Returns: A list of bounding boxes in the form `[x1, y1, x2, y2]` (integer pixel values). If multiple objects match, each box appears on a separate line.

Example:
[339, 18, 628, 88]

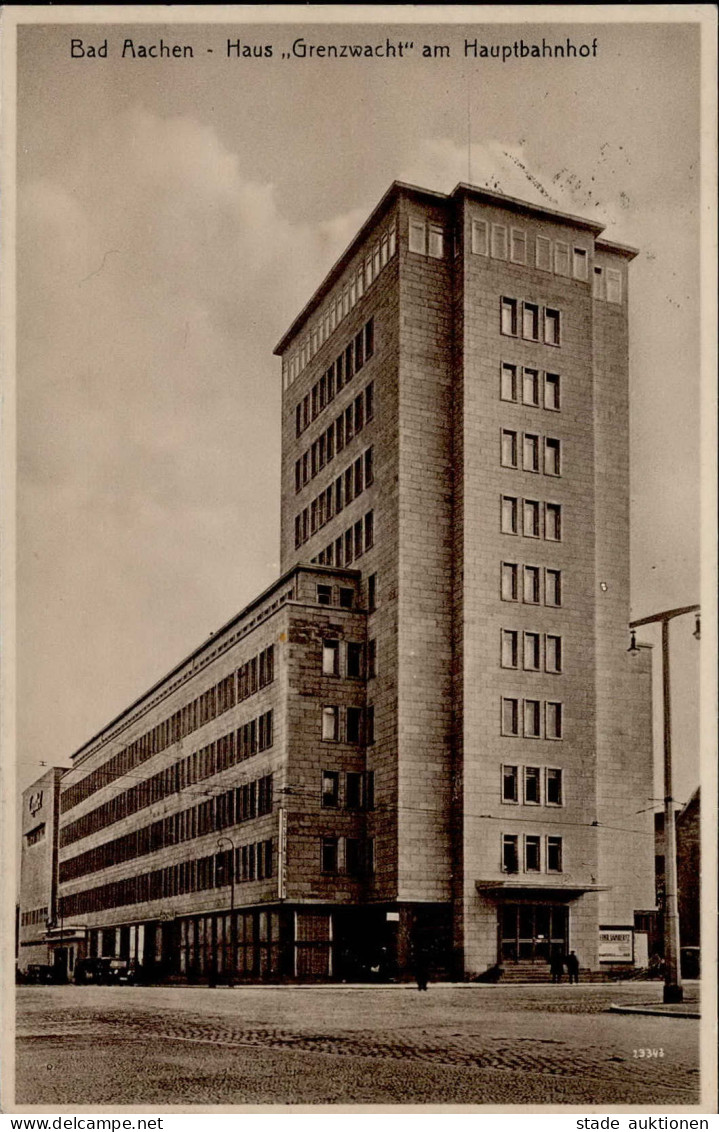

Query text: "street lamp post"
[217, 836, 236, 988]
[629, 603, 699, 1005]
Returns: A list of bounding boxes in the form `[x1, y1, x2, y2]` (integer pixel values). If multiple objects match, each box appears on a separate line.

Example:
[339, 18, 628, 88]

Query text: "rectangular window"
[364, 511, 374, 551]
[346, 707, 363, 744]
[522, 302, 539, 341]
[317, 584, 332, 606]
[354, 456, 363, 497]
[335, 474, 344, 513]
[547, 836, 563, 872]
[523, 632, 541, 671]
[364, 447, 373, 487]
[294, 460, 301, 493]
[501, 429, 518, 468]
[523, 499, 540, 538]
[322, 771, 339, 808]
[544, 373, 561, 412]
[368, 573, 377, 612]
[502, 835, 519, 873]
[302, 452, 309, 485]
[366, 704, 375, 745]
[344, 466, 353, 506]
[501, 363, 517, 402]
[593, 266, 605, 300]
[345, 344, 355, 383]
[346, 772, 363, 810]
[471, 218, 488, 255]
[545, 634, 562, 673]
[545, 502, 562, 541]
[501, 629, 518, 669]
[345, 838, 363, 877]
[294, 515, 301, 549]
[327, 363, 335, 403]
[573, 247, 588, 281]
[365, 319, 374, 359]
[524, 766, 541, 804]
[365, 380, 374, 421]
[336, 352, 344, 391]
[546, 702, 563, 740]
[354, 331, 364, 373]
[408, 219, 426, 255]
[347, 642, 364, 679]
[554, 242, 570, 276]
[500, 297, 518, 336]
[523, 367, 540, 406]
[354, 519, 363, 560]
[322, 706, 339, 741]
[295, 404, 302, 438]
[544, 437, 561, 476]
[334, 536, 343, 568]
[491, 224, 508, 260]
[606, 268, 622, 303]
[523, 565, 541, 604]
[523, 434, 540, 473]
[345, 405, 354, 442]
[354, 394, 364, 434]
[339, 587, 354, 609]
[535, 235, 552, 271]
[545, 568, 562, 607]
[501, 495, 518, 534]
[525, 835, 541, 872]
[321, 837, 339, 874]
[510, 228, 527, 264]
[367, 638, 376, 679]
[501, 562, 519, 602]
[502, 697, 519, 736]
[428, 225, 444, 258]
[524, 699, 541, 738]
[502, 765, 519, 803]
[544, 308, 561, 346]
[546, 768, 563, 806]
[322, 639, 340, 676]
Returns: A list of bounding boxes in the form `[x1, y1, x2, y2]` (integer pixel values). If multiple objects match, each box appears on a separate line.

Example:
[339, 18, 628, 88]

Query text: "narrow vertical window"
[524, 835, 541, 872]
[365, 380, 374, 421]
[408, 219, 426, 254]
[546, 768, 563, 806]
[544, 308, 561, 346]
[364, 511, 374, 550]
[501, 562, 519, 602]
[524, 767, 541, 804]
[322, 771, 339, 808]
[501, 429, 518, 468]
[523, 700, 541, 738]
[545, 502, 562, 542]
[428, 225, 444, 258]
[471, 218, 488, 255]
[491, 224, 508, 260]
[523, 499, 540, 538]
[523, 368, 540, 406]
[523, 565, 541, 604]
[501, 697, 519, 736]
[573, 247, 588, 281]
[502, 835, 519, 873]
[501, 495, 518, 534]
[501, 297, 518, 336]
[522, 302, 539, 341]
[606, 268, 622, 303]
[593, 266, 605, 300]
[544, 438, 561, 476]
[523, 632, 541, 671]
[322, 706, 339, 741]
[535, 235, 552, 271]
[501, 363, 517, 402]
[523, 434, 540, 473]
[547, 836, 563, 872]
[322, 639, 340, 677]
[554, 242, 570, 276]
[544, 373, 561, 412]
[546, 702, 563, 740]
[321, 837, 339, 874]
[545, 568, 562, 607]
[502, 765, 518, 803]
[510, 228, 527, 264]
[545, 634, 562, 673]
[501, 629, 518, 669]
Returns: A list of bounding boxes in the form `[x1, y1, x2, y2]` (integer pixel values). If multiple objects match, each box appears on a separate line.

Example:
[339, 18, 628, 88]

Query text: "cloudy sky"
[13, 10, 708, 807]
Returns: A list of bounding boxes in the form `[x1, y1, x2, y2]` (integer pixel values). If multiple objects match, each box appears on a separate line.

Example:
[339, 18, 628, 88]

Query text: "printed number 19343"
[633, 1048, 665, 1059]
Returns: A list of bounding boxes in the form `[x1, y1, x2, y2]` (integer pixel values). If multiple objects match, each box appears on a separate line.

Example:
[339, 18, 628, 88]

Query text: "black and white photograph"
[2, 3, 716, 1115]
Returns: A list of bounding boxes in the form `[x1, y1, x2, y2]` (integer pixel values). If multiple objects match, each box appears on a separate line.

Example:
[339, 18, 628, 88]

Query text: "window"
[501, 629, 518, 669]
[502, 765, 519, 803]
[523, 632, 541, 671]
[322, 639, 340, 677]
[524, 699, 541, 738]
[606, 268, 622, 304]
[471, 218, 488, 255]
[523, 368, 540, 406]
[502, 835, 519, 873]
[345, 405, 354, 442]
[366, 704, 375, 745]
[501, 363, 517, 402]
[322, 771, 339, 808]
[428, 225, 444, 258]
[355, 518, 364, 559]
[339, 587, 354, 609]
[321, 837, 339, 874]
[545, 502, 562, 541]
[522, 302, 539, 341]
[317, 585, 332, 606]
[546, 702, 563, 740]
[523, 499, 540, 538]
[500, 297, 518, 336]
[545, 635, 562, 673]
[408, 219, 426, 255]
[501, 429, 518, 468]
[364, 447, 373, 486]
[354, 395, 364, 434]
[523, 434, 540, 473]
[546, 768, 563, 806]
[364, 511, 374, 550]
[544, 437, 561, 476]
[510, 228, 527, 264]
[345, 345, 355, 383]
[368, 573, 377, 612]
[322, 706, 339, 741]
[347, 642, 364, 679]
[535, 235, 552, 272]
[545, 568, 562, 607]
[502, 697, 519, 736]
[573, 247, 588, 281]
[346, 772, 363, 810]
[523, 565, 541, 604]
[544, 373, 561, 411]
[547, 836, 563, 872]
[593, 266, 605, 300]
[365, 319, 374, 359]
[354, 331, 364, 372]
[501, 495, 518, 534]
[365, 380, 374, 421]
[491, 224, 508, 259]
[524, 766, 541, 804]
[367, 638, 376, 678]
[294, 460, 301, 493]
[346, 707, 363, 744]
[554, 242, 570, 276]
[525, 835, 541, 872]
[544, 308, 561, 346]
[345, 838, 364, 877]
[501, 562, 519, 602]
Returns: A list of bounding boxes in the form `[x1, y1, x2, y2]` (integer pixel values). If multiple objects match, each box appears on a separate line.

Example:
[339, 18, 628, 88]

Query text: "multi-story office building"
[19, 181, 655, 981]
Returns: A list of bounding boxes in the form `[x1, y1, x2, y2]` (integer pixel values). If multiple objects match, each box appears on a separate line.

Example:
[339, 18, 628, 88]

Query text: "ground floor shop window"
[499, 902, 568, 962]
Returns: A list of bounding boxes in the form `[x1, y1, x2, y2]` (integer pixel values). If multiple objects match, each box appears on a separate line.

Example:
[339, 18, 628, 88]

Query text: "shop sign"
[598, 929, 633, 962]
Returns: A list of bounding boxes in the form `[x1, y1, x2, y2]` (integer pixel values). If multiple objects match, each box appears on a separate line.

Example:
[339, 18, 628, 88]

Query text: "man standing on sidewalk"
[566, 951, 580, 984]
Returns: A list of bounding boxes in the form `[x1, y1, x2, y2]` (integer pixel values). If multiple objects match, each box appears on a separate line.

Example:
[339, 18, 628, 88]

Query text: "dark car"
[26, 964, 60, 984]
[680, 947, 700, 979]
[74, 957, 113, 985]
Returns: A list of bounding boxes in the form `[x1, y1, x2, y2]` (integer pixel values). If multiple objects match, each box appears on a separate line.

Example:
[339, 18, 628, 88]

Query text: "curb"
[608, 1004, 700, 1019]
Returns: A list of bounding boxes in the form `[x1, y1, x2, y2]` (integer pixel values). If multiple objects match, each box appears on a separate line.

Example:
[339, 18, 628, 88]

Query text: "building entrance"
[499, 903, 568, 962]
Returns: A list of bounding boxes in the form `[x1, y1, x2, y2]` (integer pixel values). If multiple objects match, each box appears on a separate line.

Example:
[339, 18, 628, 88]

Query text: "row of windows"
[295, 449, 374, 547]
[502, 562, 562, 606]
[501, 629, 562, 673]
[295, 321, 374, 437]
[310, 510, 375, 567]
[471, 218, 590, 285]
[295, 383, 374, 492]
[502, 764, 563, 806]
[60, 774, 274, 883]
[502, 698, 563, 740]
[283, 225, 394, 389]
[502, 496, 562, 541]
[25, 824, 46, 846]
[61, 647, 275, 814]
[321, 705, 368, 745]
[21, 906, 48, 927]
[408, 217, 446, 259]
[316, 583, 356, 609]
[59, 841, 274, 918]
[322, 639, 365, 680]
[501, 298, 561, 345]
[321, 770, 374, 810]
[502, 834, 563, 874]
[61, 712, 274, 848]
[501, 430, 562, 477]
[321, 836, 375, 877]
[311, 511, 375, 568]
[501, 364, 561, 411]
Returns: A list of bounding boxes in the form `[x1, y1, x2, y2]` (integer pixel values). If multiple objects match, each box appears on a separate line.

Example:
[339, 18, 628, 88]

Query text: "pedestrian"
[413, 949, 429, 991]
[566, 950, 580, 984]
[549, 951, 564, 983]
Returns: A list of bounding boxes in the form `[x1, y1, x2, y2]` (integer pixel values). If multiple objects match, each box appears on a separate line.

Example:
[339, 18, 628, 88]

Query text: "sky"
[11, 9, 709, 810]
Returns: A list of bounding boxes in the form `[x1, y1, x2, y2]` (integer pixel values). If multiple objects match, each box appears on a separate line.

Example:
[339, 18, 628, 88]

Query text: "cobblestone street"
[14, 982, 701, 1107]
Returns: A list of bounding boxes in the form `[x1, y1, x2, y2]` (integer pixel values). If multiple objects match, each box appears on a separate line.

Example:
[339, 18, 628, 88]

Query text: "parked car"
[74, 957, 113, 985]
[25, 964, 60, 984]
[680, 946, 700, 979]
[108, 959, 139, 984]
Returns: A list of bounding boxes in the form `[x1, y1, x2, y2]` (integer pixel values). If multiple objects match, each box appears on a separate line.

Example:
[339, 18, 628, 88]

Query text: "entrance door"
[499, 903, 568, 962]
